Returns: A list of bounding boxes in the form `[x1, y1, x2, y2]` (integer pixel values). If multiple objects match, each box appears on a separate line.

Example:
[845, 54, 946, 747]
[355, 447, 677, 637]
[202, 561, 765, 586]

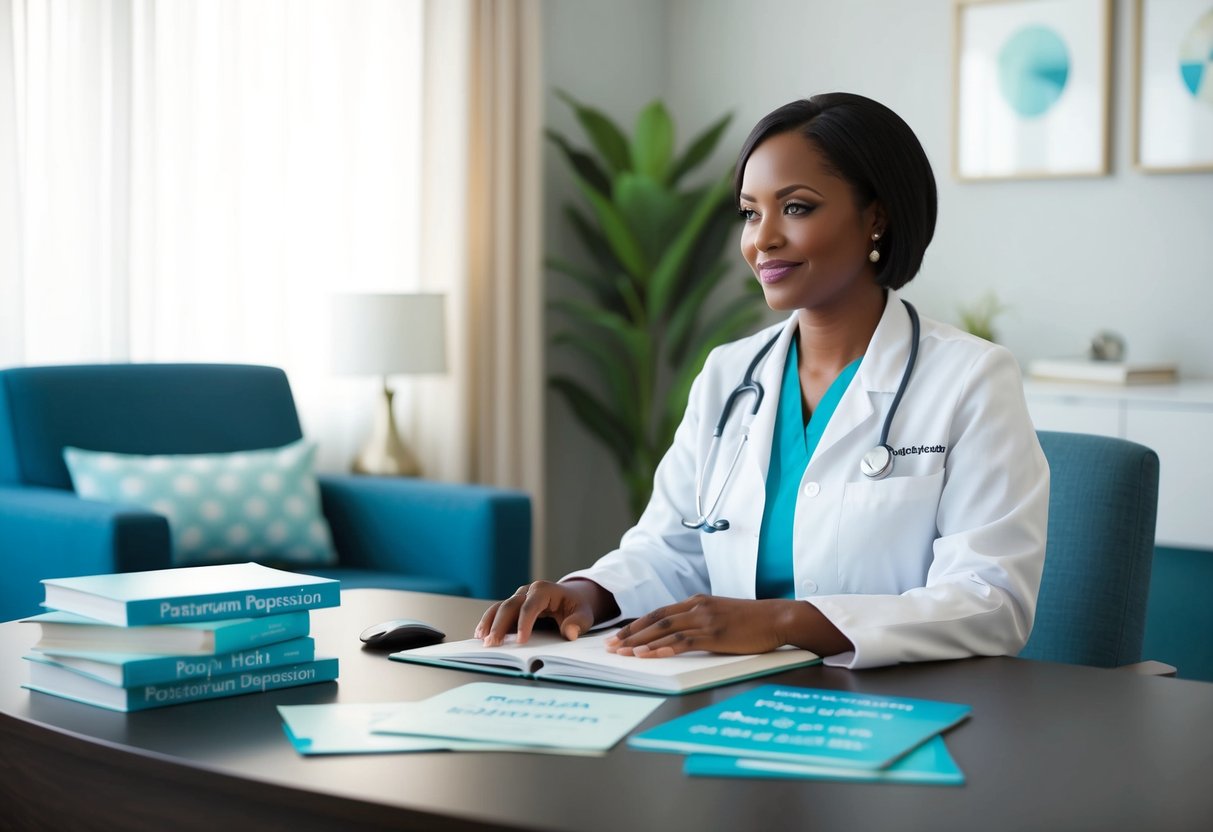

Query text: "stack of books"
[21, 562, 341, 712]
[627, 684, 971, 785]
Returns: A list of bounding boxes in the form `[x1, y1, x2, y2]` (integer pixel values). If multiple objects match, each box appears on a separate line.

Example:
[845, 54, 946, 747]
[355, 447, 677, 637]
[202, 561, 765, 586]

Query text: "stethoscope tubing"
[684, 300, 920, 534]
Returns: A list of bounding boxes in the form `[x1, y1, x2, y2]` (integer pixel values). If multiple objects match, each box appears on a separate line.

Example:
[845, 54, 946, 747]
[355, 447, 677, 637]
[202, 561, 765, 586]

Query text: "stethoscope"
[681, 299, 921, 534]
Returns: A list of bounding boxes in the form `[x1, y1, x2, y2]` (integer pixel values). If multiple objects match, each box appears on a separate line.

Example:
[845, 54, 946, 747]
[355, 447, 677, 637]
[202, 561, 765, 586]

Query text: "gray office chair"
[1020, 431, 1166, 670]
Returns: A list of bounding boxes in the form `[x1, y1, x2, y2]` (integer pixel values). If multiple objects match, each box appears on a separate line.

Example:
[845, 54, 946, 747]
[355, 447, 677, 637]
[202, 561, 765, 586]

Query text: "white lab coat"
[564, 291, 1049, 669]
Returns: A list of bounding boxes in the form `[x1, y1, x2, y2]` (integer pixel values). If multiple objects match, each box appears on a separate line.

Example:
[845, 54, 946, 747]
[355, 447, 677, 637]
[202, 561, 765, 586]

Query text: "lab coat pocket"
[836, 469, 944, 594]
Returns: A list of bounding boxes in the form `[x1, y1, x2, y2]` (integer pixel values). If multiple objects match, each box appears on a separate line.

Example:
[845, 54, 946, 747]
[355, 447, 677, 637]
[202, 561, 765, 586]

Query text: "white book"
[371, 682, 665, 752]
[389, 630, 819, 695]
[1027, 357, 1178, 385]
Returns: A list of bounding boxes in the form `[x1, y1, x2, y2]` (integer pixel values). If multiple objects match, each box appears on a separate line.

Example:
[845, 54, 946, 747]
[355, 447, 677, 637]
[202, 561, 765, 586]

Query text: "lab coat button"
[803, 482, 820, 498]
[802, 579, 818, 594]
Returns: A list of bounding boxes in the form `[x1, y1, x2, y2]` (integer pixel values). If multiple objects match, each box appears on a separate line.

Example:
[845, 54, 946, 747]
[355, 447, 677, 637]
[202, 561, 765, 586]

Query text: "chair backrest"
[0, 364, 303, 490]
[1021, 430, 1160, 667]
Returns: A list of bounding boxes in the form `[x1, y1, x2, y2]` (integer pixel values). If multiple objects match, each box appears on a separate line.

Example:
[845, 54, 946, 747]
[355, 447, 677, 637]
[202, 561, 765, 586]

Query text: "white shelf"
[1023, 378, 1213, 550]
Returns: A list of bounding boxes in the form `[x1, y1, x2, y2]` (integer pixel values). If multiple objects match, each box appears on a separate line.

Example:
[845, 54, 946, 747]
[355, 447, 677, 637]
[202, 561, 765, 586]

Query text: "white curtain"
[419, 0, 545, 571]
[2, 0, 424, 473]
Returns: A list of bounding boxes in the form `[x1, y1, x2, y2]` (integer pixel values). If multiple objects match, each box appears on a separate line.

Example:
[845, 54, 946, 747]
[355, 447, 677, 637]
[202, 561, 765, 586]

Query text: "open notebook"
[389, 630, 819, 695]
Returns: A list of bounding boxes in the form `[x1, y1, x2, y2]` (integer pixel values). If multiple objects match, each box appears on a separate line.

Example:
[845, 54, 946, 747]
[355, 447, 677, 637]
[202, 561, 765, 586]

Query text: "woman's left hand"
[604, 595, 792, 657]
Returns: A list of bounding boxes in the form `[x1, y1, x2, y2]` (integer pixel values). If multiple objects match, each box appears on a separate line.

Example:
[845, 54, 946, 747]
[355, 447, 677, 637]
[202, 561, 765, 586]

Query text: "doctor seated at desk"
[479, 93, 1049, 670]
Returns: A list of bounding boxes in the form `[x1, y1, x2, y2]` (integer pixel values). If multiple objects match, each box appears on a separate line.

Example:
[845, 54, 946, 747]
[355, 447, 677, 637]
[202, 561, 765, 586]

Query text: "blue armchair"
[0, 364, 531, 621]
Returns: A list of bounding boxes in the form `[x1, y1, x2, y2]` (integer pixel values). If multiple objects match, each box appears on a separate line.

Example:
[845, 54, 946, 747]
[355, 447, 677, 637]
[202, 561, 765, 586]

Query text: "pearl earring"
[868, 232, 882, 264]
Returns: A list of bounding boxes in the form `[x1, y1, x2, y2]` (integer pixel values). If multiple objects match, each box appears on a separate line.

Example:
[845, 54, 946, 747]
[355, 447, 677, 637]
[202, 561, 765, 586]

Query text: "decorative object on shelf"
[1134, 0, 1213, 172]
[547, 92, 762, 519]
[957, 291, 1008, 342]
[953, 0, 1112, 180]
[331, 293, 447, 477]
[1088, 330, 1126, 361]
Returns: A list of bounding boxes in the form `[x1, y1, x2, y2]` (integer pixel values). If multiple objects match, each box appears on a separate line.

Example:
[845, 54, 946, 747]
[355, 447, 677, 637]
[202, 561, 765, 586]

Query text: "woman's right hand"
[474, 579, 617, 646]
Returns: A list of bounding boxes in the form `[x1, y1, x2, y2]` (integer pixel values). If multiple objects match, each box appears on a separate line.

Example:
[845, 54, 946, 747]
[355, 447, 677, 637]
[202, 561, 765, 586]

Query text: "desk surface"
[2, 589, 1212, 832]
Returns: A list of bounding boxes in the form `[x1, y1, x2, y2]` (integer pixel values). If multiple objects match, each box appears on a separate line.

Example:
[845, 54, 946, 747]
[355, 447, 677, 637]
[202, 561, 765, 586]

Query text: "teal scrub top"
[755, 340, 862, 599]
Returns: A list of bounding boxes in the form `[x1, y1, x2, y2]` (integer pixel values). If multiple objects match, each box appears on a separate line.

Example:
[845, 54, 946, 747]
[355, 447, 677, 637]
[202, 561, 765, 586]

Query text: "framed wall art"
[1135, 0, 1213, 172]
[953, 0, 1112, 180]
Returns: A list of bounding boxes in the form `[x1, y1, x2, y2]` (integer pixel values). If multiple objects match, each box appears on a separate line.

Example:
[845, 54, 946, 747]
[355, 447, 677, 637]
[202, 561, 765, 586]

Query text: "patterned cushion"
[63, 439, 337, 568]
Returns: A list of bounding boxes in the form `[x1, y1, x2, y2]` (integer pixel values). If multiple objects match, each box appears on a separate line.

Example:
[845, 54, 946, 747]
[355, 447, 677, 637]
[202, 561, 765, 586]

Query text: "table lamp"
[331, 293, 447, 476]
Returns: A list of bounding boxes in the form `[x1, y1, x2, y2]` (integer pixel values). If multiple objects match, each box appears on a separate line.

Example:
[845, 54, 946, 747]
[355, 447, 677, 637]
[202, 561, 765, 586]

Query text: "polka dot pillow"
[63, 439, 337, 568]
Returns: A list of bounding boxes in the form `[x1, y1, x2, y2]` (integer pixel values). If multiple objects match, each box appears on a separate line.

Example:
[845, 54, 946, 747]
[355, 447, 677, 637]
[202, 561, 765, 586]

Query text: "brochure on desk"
[684, 734, 965, 785]
[628, 684, 970, 770]
[370, 682, 665, 752]
[278, 702, 605, 757]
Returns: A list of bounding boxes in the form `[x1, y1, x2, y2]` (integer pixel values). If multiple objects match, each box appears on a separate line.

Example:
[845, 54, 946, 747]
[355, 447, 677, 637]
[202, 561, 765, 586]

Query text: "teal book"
[22, 610, 311, 655]
[27, 637, 315, 687]
[391, 630, 819, 695]
[684, 735, 965, 785]
[41, 562, 339, 625]
[628, 684, 970, 770]
[24, 656, 339, 712]
[370, 682, 665, 752]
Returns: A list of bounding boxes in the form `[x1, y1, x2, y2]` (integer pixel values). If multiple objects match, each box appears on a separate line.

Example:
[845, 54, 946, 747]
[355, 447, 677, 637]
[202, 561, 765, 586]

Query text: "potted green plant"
[548, 92, 762, 519]
[957, 291, 1008, 343]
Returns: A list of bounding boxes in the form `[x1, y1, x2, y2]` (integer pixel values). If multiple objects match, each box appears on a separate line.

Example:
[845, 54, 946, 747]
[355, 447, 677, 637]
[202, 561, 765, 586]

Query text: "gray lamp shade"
[331, 293, 447, 376]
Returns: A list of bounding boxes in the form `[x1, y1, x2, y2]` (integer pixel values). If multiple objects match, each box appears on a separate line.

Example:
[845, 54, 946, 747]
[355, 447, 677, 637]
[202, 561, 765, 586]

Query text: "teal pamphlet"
[28, 637, 315, 686]
[40, 562, 339, 626]
[371, 682, 665, 752]
[628, 684, 970, 770]
[684, 734, 965, 785]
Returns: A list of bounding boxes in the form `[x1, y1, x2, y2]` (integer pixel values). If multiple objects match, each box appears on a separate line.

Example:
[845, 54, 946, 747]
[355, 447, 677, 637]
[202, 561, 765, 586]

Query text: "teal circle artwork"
[1178, 9, 1213, 108]
[997, 25, 1070, 118]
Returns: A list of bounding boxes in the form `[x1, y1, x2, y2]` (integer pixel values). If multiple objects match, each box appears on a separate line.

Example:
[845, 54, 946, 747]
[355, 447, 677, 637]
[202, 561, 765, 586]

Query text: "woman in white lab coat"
[478, 93, 1049, 669]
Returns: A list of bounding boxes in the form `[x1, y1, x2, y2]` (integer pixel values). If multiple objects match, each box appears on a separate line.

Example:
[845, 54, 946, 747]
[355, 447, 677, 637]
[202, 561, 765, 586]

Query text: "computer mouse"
[359, 619, 446, 651]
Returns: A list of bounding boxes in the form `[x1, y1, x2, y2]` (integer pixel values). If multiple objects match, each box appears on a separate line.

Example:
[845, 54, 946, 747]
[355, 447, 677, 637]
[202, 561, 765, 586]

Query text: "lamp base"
[352, 382, 421, 477]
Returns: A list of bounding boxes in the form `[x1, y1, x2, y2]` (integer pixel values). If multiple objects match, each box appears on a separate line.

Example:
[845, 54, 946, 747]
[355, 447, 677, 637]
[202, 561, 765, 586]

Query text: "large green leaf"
[664, 261, 729, 365]
[556, 90, 631, 175]
[550, 298, 647, 361]
[546, 129, 611, 197]
[563, 204, 621, 276]
[570, 171, 649, 280]
[550, 377, 634, 473]
[631, 101, 674, 183]
[612, 274, 647, 326]
[552, 330, 640, 436]
[668, 112, 732, 186]
[614, 173, 682, 271]
[661, 301, 765, 445]
[679, 205, 742, 293]
[646, 174, 734, 320]
[545, 256, 619, 309]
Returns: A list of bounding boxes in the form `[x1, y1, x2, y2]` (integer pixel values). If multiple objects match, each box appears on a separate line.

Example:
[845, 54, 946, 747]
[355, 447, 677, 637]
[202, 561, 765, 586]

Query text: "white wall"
[541, 0, 1213, 579]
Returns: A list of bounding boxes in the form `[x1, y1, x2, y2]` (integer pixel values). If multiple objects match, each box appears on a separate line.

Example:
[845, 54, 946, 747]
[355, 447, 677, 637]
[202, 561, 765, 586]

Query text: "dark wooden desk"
[2, 589, 1211, 832]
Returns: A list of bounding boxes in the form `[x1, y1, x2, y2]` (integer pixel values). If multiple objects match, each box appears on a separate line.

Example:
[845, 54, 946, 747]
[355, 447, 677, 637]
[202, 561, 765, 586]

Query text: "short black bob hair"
[733, 93, 937, 291]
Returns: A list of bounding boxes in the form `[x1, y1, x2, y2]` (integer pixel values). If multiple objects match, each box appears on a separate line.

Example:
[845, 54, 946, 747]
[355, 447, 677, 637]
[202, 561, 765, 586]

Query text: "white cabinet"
[1024, 380, 1213, 550]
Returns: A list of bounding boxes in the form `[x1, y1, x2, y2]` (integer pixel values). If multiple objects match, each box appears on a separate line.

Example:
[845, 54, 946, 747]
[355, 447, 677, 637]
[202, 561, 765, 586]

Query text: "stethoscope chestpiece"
[860, 444, 894, 480]
[680, 517, 731, 533]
